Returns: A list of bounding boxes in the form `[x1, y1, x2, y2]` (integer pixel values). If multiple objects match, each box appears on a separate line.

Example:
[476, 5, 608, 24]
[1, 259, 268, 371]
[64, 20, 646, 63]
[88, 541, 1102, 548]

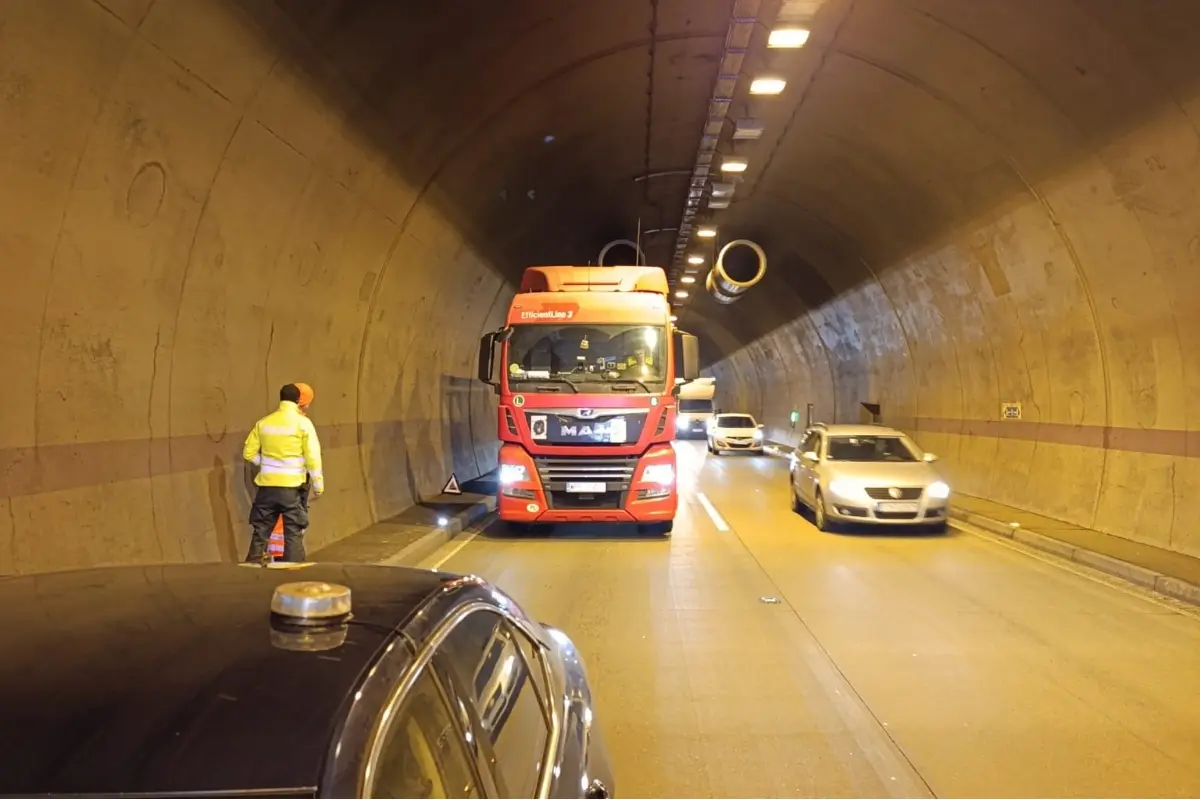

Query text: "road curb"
[376, 495, 497, 568]
[948, 507, 1200, 607]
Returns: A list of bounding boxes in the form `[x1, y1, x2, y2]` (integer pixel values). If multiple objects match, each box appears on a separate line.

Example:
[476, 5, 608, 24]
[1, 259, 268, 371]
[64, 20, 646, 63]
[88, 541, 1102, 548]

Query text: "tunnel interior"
[3, 0, 1200, 573]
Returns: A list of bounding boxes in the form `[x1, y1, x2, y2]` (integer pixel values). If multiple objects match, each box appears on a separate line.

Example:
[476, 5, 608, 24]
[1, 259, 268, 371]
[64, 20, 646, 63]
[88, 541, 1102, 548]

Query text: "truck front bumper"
[497, 443, 678, 524]
[498, 490, 677, 524]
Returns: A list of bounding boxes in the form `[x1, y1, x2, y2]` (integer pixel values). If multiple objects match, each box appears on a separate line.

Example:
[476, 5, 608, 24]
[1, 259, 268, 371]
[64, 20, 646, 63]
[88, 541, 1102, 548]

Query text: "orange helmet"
[294, 382, 314, 410]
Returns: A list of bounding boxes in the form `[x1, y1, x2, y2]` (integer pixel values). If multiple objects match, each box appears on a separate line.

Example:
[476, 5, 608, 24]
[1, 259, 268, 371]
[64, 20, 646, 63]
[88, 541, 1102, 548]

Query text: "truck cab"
[478, 266, 699, 535]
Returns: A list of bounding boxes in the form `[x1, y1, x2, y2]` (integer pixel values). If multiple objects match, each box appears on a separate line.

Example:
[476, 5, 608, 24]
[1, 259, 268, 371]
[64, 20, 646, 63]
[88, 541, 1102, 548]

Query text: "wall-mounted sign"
[1001, 402, 1022, 420]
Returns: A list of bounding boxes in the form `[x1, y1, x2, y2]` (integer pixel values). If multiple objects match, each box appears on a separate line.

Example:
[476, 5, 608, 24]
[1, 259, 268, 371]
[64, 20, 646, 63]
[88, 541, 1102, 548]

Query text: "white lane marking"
[423, 529, 481, 570]
[696, 492, 730, 532]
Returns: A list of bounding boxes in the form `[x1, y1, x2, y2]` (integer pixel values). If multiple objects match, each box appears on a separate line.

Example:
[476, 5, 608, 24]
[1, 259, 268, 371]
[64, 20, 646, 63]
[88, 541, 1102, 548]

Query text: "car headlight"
[927, 481, 950, 499]
[827, 479, 859, 498]
[675, 417, 688, 430]
[753, 429, 763, 440]
[499, 463, 528, 485]
[641, 463, 675, 486]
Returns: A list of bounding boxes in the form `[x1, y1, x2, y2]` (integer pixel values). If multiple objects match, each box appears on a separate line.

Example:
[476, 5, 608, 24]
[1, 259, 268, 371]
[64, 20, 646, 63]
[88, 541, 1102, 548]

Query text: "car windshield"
[826, 435, 918, 462]
[679, 398, 713, 413]
[505, 323, 667, 392]
[716, 415, 755, 428]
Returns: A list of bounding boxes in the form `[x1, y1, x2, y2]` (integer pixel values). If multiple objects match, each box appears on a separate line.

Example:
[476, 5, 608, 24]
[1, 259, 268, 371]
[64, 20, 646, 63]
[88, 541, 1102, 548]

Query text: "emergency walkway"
[950, 492, 1200, 605]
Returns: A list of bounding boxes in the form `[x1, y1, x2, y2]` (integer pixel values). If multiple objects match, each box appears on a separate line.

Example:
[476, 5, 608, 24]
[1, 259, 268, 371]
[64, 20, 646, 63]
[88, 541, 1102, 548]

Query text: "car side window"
[438, 609, 551, 798]
[369, 667, 481, 799]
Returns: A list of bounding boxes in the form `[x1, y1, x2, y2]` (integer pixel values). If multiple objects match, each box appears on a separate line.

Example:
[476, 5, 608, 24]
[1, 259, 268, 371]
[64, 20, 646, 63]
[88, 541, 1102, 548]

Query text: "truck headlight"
[499, 464, 528, 485]
[828, 479, 858, 498]
[675, 417, 688, 430]
[927, 481, 950, 499]
[641, 464, 675, 486]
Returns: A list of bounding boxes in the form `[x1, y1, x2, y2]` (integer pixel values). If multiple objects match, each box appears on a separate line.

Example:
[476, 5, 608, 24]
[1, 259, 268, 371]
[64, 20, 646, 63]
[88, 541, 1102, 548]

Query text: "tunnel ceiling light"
[720, 158, 748, 173]
[675, 290, 690, 298]
[681, 276, 697, 284]
[769, 27, 811, 48]
[687, 254, 705, 264]
[750, 77, 787, 95]
[708, 198, 731, 209]
[710, 181, 736, 197]
[697, 226, 717, 238]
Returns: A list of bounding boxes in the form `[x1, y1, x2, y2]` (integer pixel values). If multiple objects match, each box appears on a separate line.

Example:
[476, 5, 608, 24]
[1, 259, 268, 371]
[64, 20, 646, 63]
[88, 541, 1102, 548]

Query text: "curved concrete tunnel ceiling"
[2, 0, 1199, 574]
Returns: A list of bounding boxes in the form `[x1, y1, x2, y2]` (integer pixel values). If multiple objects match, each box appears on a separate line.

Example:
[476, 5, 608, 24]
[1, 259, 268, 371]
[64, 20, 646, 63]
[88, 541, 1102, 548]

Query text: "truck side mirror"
[673, 331, 699, 381]
[477, 331, 499, 393]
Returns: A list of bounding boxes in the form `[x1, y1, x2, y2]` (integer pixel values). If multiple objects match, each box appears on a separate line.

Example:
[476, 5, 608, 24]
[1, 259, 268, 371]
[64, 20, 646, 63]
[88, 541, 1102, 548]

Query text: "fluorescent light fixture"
[687, 255, 705, 265]
[750, 77, 787, 95]
[710, 182, 736, 197]
[720, 158, 748, 173]
[681, 276, 696, 284]
[769, 27, 810, 48]
[675, 290, 689, 299]
[696, 227, 717, 238]
[708, 198, 731, 209]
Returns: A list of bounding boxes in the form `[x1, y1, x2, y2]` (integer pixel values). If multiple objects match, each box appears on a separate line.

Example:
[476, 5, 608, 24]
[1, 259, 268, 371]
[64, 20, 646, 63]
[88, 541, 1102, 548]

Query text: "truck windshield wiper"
[607, 378, 652, 393]
[511, 377, 580, 393]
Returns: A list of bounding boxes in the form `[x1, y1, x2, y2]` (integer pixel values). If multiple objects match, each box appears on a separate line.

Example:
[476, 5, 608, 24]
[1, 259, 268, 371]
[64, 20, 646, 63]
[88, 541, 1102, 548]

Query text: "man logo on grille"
[577, 408, 595, 418]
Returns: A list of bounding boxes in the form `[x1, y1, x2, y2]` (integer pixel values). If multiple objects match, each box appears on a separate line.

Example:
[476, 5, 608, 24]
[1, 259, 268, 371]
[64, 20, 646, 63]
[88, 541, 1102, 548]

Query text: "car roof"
[0, 563, 454, 797]
[815, 423, 906, 437]
[716, 412, 753, 419]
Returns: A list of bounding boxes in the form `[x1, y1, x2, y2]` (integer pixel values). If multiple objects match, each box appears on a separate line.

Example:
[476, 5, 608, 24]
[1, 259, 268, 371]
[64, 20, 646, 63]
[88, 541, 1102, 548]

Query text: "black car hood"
[0, 563, 449, 796]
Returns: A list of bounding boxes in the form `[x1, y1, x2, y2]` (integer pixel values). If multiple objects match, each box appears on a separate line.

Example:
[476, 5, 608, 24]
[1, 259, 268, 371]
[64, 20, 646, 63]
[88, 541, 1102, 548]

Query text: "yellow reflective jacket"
[242, 401, 324, 492]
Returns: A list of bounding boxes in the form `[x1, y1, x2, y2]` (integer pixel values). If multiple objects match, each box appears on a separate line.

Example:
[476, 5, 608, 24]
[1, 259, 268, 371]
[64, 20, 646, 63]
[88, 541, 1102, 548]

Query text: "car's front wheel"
[813, 490, 833, 532]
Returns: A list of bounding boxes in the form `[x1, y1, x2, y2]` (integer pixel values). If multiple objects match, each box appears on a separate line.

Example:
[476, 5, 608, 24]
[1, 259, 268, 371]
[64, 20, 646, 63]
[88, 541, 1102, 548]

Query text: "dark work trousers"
[246, 485, 309, 563]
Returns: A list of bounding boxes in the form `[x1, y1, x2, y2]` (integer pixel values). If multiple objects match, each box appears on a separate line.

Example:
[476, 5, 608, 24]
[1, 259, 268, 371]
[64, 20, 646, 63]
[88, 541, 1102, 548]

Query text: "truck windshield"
[679, 399, 713, 413]
[506, 323, 667, 391]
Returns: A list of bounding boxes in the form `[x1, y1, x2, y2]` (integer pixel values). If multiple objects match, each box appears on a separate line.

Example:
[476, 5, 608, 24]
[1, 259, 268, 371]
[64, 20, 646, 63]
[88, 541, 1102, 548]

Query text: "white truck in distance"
[675, 376, 716, 439]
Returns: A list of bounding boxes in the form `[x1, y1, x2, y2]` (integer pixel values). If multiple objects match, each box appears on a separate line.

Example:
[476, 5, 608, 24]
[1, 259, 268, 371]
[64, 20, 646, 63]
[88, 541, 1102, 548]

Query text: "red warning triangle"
[442, 474, 462, 495]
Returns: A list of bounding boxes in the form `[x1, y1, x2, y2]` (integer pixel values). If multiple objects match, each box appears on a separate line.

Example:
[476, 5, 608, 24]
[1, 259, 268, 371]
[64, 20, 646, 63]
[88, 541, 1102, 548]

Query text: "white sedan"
[707, 413, 765, 455]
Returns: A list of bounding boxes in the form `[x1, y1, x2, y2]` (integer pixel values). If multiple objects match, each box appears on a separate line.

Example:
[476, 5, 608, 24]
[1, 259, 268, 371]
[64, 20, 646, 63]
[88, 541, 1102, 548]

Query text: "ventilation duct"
[597, 238, 645, 266]
[705, 239, 767, 304]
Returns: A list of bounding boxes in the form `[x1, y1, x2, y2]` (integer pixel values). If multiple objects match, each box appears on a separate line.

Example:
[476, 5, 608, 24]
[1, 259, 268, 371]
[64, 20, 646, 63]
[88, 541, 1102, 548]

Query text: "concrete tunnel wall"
[698, 1, 1200, 559]
[4, 0, 1200, 572]
[0, 0, 511, 574]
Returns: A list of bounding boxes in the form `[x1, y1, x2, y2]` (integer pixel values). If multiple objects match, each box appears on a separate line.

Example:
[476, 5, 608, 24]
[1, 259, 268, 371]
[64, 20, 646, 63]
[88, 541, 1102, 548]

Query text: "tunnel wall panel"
[0, 0, 502, 574]
[712, 139, 1200, 557]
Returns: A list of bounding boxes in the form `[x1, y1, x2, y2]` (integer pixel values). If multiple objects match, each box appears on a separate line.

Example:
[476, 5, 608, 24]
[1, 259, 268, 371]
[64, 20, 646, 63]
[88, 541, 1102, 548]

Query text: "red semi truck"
[477, 266, 699, 534]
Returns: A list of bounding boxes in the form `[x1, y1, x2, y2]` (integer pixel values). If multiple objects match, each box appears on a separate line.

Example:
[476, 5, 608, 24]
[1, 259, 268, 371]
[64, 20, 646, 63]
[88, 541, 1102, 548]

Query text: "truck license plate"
[566, 482, 606, 493]
[877, 501, 919, 513]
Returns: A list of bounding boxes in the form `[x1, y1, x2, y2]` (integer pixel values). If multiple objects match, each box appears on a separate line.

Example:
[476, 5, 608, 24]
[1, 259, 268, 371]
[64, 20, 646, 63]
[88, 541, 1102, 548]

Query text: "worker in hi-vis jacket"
[243, 383, 324, 563]
[266, 382, 316, 560]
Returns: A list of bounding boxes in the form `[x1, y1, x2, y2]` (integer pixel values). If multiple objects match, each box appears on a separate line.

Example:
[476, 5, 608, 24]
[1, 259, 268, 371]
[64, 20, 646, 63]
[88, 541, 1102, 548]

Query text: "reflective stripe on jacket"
[243, 401, 324, 492]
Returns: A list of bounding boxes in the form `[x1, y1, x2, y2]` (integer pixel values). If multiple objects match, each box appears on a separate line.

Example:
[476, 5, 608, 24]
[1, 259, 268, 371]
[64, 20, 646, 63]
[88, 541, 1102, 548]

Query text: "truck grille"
[864, 487, 923, 500]
[534, 455, 638, 511]
[533, 456, 638, 486]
